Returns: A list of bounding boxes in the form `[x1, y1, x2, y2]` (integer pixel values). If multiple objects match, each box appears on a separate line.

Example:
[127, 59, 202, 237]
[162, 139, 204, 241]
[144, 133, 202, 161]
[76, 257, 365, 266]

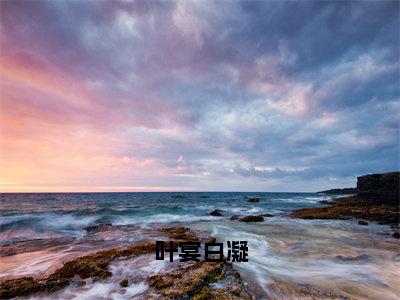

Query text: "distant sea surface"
[1, 192, 399, 299]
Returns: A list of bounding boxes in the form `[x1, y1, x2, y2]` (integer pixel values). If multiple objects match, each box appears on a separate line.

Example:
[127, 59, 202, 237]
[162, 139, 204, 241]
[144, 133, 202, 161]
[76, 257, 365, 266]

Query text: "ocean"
[1, 192, 399, 299]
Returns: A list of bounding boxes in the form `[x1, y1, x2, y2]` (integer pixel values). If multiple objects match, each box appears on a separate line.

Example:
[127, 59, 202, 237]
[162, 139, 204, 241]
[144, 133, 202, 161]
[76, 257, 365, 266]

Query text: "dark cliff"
[357, 172, 399, 204]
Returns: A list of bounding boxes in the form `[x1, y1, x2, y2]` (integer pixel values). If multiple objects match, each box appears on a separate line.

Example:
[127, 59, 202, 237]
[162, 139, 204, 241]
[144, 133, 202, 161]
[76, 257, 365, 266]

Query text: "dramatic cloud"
[0, 0, 399, 192]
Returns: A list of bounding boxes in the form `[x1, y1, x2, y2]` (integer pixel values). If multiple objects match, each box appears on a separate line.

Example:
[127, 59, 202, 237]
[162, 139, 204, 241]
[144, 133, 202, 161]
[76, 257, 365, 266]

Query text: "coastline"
[1, 174, 399, 299]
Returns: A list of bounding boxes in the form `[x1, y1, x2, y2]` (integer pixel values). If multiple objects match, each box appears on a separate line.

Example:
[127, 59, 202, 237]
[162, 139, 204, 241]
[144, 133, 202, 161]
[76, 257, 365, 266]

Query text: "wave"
[113, 213, 221, 225]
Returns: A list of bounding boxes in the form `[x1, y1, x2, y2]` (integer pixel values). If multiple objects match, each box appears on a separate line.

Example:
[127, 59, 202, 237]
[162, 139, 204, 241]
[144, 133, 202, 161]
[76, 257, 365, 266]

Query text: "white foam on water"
[113, 213, 220, 225]
[210, 220, 400, 299]
[40, 214, 99, 230]
[47, 281, 148, 300]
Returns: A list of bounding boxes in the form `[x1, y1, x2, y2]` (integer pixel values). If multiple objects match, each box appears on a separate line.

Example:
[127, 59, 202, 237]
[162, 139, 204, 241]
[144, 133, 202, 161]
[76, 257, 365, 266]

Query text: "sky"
[0, 0, 399, 192]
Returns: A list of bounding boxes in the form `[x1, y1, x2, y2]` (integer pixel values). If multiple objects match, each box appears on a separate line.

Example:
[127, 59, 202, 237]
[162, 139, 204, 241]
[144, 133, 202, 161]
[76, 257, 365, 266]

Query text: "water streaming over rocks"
[1, 192, 399, 299]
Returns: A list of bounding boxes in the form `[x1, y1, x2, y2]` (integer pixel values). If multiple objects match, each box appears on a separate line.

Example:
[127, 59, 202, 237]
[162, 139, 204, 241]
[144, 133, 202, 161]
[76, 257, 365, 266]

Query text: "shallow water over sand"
[1, 192, 399, 299]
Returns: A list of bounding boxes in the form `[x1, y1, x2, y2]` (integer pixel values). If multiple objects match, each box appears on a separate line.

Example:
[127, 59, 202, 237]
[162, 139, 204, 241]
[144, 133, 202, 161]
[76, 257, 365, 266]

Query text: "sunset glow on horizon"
[0, 1, 399, 192]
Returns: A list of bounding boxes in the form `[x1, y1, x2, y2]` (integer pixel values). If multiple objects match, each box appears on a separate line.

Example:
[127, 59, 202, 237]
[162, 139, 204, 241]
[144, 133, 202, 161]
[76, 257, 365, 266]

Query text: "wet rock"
[209, 209, 224, 216]
[119, 279, 129, 287]
[230, 215, 241, 221]
[0, 241, 157, 299]
[358, 220, 368, 226]
[393, 231, 400, 239]
[291, 196, 399, 225]
[0, 277, 70, 299]
[268, 280, 351, 299]
[84, 223, 112, 233]
[246, 197, 260, 202]
[161, 227, 198, 241]
[160, 226, 215, 244]
[293, 173, 400, 226]
[147, 261, 252, 299]
[239, 215, 264, 223]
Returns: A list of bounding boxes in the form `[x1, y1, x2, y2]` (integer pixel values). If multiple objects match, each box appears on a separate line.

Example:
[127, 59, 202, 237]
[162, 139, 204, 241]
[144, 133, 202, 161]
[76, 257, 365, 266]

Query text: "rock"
[267, 280, 350, 299]
[246, 197, 260, 202]
[239, 215, 264, 223]
[209, 209, 224, 216]
[291, 195, 399, 225]
[119, 279, 129, 287]
[261, 213, 274, 217]
[0, 241, 157, 299]
[84, 223, 112, 233]
[393, 231, 400, 239]
[230, 215, 241, 221]
[357, 172, 399, 204]
[0, 226, 217, 299]
[161, 227, 198, 240]
[316, 188, 356, 195]
[147, 261, 252, 299]
[358, 220, 368, 226]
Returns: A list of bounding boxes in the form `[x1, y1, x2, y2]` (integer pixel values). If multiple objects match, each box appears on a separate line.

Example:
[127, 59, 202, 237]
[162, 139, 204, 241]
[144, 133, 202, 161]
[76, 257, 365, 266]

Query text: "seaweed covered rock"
[119, 279, 129, 287]
[291, 196, 399, 225]
[161, 226, 215, 245]
[268, 280, 351, 299]
[0, 241, 157, 299]
[161, 227, 199, 241]
[239, 215, 264, 223]
[147, 261, 252, 299]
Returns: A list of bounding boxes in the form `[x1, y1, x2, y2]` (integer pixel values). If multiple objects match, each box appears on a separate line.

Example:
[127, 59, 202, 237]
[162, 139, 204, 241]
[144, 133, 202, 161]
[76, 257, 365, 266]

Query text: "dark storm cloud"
[1, 0, 398, 191]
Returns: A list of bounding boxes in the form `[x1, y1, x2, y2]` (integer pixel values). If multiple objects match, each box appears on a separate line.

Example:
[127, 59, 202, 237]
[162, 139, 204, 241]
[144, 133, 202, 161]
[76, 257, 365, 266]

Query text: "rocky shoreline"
[0, 226, 251, 299]
[292, 172, 400, 238]
[1, 172, 398, 299]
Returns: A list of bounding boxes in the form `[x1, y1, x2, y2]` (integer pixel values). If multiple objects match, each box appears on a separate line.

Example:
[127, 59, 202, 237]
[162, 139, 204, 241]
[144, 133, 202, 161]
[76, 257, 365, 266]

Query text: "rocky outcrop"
[147, 261, 252, 299]
[0, 226, 217, 299]
[316, 188, 356, 195]
[119, 279, 129, 287]
[357, 172, 399, 203]
[358, 220, 368, 226]
[292, 172, 400, 231]
[267, 280, 351, 299]
[0, 241, 157, 299]
[291, 196, 399, 225]
[239, 215, 264, 223]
